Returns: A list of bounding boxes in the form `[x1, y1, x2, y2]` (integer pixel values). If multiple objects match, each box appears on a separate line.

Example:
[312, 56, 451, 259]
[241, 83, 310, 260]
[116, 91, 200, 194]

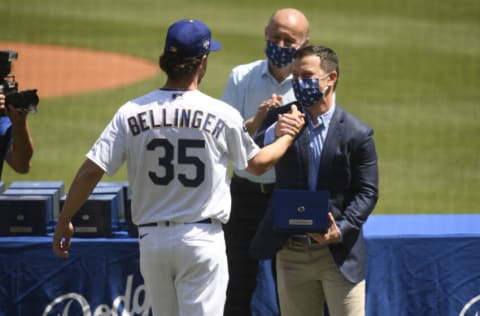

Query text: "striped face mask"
[265, 41, 296, 68]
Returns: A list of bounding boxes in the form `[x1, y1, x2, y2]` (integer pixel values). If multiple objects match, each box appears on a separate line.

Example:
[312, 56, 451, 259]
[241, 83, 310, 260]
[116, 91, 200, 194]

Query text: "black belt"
[231, 174, 275, 194]
[287, 235, 327, 250]
[139, 218, 212, 228]
[288, 235, 316, 246]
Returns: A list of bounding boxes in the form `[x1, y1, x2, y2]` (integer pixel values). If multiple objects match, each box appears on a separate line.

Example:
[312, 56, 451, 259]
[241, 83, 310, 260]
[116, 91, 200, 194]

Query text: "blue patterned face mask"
[265, 41, 296, 68]
[292, 76, 329, 108]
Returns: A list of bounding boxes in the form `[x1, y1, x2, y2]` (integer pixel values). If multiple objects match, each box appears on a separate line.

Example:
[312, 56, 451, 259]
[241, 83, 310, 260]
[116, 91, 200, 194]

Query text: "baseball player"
[52, 19, 304, 316]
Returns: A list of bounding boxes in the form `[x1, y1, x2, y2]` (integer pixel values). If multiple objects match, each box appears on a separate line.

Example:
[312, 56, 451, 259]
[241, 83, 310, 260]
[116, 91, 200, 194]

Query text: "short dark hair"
[294, 45, 340, 89]
[158, 52, 203, 81]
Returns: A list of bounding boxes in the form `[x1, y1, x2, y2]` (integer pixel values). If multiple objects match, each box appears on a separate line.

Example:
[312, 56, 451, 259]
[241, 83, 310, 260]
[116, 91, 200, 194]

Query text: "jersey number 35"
[147, 138, 205, 188]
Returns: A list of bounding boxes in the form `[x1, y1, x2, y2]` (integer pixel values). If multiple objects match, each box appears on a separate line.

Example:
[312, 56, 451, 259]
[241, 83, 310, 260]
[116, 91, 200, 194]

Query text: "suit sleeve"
[336, 127, 379, 239]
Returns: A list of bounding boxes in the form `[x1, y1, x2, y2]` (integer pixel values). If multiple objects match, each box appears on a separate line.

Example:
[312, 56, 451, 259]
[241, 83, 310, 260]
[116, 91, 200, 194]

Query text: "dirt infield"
[0, 41, 159, 98]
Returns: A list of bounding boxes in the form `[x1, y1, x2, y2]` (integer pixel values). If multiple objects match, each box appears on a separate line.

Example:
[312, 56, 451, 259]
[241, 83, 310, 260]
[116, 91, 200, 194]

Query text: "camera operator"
[0, 77, 34, 179]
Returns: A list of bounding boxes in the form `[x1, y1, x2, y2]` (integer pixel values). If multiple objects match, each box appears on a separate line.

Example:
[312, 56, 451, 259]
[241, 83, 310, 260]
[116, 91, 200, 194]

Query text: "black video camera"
[0, 50, 39, 114]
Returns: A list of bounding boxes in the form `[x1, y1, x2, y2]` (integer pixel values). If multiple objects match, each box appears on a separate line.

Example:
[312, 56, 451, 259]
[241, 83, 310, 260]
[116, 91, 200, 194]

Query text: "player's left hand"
[52, 219, 74, 259]
[307, 212, 341, 245]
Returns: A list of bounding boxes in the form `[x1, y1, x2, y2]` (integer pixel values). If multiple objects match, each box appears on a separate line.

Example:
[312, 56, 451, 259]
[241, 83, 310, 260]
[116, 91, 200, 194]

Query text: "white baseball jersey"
[87, 89, 260, 225]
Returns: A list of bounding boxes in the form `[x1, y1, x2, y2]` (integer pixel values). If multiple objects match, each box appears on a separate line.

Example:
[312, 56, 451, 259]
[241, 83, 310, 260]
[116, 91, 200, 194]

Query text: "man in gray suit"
[250, 45, 379, 316]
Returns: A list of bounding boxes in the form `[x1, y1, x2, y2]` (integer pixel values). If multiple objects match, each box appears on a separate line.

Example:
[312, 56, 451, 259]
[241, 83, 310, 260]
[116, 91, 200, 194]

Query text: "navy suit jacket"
[249, 103, 379, 283]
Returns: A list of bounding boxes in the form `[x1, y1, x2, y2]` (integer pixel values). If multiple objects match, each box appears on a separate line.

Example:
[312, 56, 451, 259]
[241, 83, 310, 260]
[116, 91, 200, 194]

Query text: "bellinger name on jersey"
[127, 107, 227, 139]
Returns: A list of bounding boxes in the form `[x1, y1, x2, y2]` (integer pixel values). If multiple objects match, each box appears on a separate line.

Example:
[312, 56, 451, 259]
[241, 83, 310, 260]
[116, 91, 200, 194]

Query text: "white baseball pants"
[138, 222, 228, 316]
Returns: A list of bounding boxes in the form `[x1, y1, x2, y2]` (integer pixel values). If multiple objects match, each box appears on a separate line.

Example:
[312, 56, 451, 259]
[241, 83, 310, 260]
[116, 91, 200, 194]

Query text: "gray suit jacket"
[249, 103, 379, 283]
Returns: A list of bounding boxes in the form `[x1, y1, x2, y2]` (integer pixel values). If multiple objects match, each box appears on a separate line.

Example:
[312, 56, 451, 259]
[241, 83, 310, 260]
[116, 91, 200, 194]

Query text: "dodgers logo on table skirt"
[460, 294, 480, 316]
[41, 275, 151, 316]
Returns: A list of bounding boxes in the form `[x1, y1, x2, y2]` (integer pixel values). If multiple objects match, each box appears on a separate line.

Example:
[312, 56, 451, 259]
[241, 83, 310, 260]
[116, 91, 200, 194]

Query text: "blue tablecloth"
[364, 214, 480, 316]
[0, 232, 149, 315]
[1, 215, 479, 316]
[364, 214, 480, 237]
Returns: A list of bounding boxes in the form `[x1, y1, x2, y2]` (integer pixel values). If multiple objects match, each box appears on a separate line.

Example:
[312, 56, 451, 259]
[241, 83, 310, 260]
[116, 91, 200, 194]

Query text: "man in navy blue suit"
[250, 45, 379, 316]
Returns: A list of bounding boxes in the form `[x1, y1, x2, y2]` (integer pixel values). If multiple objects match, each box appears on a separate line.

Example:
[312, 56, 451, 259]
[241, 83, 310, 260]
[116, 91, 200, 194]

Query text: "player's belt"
[138, 218, 213, 228]
[231, 174, 275, 194]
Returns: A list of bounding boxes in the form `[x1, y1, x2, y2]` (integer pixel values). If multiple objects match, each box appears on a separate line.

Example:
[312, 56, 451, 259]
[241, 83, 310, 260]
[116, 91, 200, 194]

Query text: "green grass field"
[1, 0, 479, 213]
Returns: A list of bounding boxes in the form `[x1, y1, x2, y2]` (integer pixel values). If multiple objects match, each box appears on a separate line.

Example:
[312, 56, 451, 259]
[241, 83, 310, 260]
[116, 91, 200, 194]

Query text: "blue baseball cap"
[164, 19, 222, 57]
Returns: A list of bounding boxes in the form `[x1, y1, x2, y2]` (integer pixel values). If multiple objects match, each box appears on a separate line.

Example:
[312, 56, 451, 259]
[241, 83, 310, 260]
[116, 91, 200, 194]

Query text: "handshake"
[260, 93, 305, 139]
[276, 104, 305, 138]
